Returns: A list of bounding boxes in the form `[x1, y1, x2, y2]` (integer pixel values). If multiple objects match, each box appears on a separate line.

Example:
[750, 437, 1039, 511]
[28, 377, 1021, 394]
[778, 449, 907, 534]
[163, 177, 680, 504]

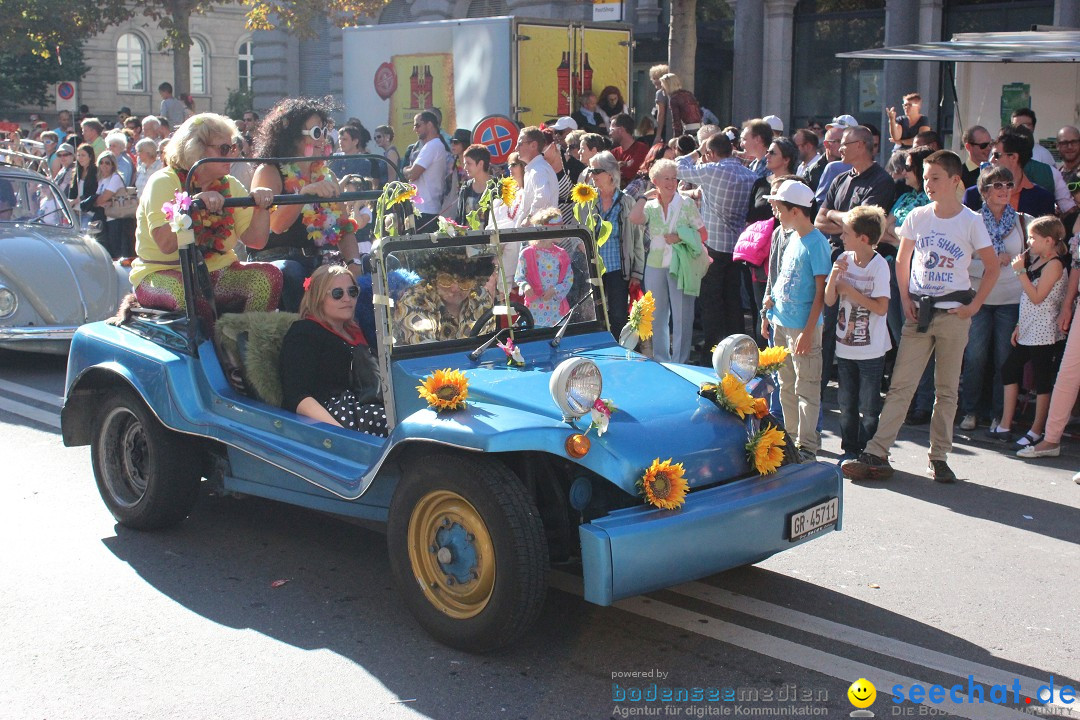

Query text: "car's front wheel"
[387, 452, 549, 653]
[91, 389, 201, 530]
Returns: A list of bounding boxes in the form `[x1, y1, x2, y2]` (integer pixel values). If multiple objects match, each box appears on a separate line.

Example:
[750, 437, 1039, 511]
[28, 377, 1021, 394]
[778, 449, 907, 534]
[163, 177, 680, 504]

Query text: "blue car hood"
[392, 340, 758, 493]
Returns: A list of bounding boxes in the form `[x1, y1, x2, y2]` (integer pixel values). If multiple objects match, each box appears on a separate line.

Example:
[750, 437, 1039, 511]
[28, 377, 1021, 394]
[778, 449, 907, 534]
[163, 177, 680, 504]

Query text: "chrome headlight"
[712, 334, 759, 384]
[0, 287, 16, 318]
[549, 357, 602, 420]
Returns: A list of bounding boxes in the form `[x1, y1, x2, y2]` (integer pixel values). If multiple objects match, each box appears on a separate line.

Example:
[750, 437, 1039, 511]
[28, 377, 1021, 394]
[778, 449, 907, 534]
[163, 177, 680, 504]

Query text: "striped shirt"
[675, 155, 756, 253]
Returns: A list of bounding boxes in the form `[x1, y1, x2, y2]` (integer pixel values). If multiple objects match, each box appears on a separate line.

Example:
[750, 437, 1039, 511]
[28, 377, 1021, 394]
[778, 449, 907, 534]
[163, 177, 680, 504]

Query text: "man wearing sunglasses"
[960, 125, 992, 190]
[962, 127, 1055, 218]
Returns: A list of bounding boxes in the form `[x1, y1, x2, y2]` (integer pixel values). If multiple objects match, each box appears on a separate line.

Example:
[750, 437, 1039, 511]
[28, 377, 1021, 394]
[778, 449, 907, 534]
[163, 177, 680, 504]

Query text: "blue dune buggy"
[61, 160, 841, 652]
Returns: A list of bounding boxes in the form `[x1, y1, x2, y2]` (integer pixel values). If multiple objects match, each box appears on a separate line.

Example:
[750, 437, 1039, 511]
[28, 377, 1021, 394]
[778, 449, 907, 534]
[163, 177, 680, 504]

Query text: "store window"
[116, 33, 147, 92]
[790, 0, 886, 131]
[238, 40, 254, 91]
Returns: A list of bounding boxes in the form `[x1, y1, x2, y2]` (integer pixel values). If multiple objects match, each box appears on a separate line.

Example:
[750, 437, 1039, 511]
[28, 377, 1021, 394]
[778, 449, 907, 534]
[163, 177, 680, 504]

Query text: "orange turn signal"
[565, 433, 591, 458]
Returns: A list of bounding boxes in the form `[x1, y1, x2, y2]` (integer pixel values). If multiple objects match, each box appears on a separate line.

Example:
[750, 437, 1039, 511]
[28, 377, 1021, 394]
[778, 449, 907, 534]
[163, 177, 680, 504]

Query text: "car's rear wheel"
[387, 452, 548, 653]
[91, 389, 201, 530]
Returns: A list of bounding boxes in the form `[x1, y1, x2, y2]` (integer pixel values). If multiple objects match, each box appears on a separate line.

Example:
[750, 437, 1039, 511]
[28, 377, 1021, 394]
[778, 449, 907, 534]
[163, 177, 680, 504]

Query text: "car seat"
[215, 312, 299, 407]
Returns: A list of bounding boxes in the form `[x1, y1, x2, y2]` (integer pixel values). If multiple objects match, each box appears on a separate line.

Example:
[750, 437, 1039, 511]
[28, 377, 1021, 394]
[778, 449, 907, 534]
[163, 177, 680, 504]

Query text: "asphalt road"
[2, 349, 1078, 720]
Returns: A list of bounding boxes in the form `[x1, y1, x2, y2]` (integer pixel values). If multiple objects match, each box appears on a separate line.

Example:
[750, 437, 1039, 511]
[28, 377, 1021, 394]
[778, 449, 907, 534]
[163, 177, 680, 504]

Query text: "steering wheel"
[468, 302, 535, 337]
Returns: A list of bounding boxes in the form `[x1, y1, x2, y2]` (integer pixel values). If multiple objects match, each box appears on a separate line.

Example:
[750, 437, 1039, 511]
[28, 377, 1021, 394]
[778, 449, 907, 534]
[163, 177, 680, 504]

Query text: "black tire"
[91, 388, 202, 530]
[387, 452, 549, 653]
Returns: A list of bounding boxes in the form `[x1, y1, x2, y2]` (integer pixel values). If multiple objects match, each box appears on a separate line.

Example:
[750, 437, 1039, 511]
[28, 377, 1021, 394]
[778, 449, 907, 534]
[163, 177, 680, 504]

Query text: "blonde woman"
[659, 73, 703, 137]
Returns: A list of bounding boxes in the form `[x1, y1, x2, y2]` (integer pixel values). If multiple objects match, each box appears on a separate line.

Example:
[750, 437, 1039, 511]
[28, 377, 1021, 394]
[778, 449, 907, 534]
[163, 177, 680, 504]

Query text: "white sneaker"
[1073, 470, 1080, 485]
[960, 414, 977, 431]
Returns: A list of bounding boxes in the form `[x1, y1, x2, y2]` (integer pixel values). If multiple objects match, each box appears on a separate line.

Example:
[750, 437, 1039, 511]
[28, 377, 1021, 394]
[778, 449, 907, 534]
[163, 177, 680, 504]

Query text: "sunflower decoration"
[757, 345, 791, 377]
[637, 458, 689, 510]
[571, 182, 598, 205]
[499, 177, 518, 207]
[746, 424, 786, 475]
[388, 183, 419, 208]
[417, 368, 469, 412]
[699, 373, 757, 419]
[628, 291, 655, 341]
[752, 397, 770, 419]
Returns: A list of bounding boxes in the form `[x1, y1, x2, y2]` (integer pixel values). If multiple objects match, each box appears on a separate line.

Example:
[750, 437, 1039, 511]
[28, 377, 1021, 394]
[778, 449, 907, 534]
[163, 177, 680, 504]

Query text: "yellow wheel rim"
[407, 490, 496, 619]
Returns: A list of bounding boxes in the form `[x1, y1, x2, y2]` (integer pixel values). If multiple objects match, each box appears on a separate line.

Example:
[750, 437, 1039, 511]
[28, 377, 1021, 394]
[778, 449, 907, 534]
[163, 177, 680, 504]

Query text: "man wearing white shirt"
[515, 126, 559, 226]
[404, 111, 449, 232]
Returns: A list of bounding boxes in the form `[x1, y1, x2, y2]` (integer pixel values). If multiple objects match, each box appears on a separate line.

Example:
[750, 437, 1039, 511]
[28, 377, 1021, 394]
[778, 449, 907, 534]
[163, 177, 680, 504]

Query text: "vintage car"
[60, 182, 842, 652]
[0, 164, 129, 354]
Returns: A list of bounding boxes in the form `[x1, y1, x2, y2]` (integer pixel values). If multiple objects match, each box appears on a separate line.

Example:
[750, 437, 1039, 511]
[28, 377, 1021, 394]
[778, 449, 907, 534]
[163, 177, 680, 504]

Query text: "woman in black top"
[250, 97, 364, 313]
[70, 143, 100, 233]
[279, 264, 388, 436]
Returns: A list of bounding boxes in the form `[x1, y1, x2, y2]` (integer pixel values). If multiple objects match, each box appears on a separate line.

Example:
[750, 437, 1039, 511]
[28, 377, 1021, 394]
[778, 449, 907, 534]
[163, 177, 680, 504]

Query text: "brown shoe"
[841, 453, 894, 480]
[928, 459, 957, 483]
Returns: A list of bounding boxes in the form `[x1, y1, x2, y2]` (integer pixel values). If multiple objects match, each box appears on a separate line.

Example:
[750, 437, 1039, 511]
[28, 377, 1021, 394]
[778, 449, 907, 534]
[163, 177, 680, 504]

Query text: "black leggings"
[1000, 342, 1064, 394]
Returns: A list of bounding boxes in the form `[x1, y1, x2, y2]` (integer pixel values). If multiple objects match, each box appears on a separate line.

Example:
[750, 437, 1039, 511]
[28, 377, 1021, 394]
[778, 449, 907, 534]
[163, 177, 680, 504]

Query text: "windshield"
[0, 175, 74, 228]
[384, 232, 600, 349]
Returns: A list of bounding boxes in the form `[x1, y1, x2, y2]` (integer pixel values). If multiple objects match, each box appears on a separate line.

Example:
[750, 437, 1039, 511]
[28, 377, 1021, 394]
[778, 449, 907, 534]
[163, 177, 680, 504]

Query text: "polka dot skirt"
[322, 390, 389, 437]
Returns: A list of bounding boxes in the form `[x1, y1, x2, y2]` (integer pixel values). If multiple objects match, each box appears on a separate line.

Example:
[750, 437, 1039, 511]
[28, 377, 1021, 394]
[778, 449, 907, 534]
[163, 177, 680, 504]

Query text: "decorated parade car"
[0, 163, 128, 354]
[60, 169, 842, 652]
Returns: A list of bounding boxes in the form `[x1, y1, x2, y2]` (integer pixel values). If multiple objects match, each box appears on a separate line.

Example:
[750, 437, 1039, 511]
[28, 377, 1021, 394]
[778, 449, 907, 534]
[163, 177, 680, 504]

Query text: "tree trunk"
[668, 0, 698, 92]
[169, 0, 192, 99]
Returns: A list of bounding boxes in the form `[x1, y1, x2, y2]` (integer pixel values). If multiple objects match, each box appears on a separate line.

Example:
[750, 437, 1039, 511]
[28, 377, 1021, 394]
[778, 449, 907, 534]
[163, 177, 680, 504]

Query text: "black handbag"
[350, 345, 383, 404]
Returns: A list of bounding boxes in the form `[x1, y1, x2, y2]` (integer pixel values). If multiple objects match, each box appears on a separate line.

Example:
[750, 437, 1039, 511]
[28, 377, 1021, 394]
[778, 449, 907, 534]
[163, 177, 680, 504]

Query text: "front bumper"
[579, 461, 843, 605]
[0, 325, 79, 341]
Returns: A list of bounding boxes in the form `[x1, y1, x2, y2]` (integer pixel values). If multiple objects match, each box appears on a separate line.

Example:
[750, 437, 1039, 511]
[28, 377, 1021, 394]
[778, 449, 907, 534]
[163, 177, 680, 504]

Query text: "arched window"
[190, 37, 208, 95]
[466, 0, 508, 17]
[116, 33, 146, 92]
[378, 0, 410, 24]
[238, 40, 254, 91]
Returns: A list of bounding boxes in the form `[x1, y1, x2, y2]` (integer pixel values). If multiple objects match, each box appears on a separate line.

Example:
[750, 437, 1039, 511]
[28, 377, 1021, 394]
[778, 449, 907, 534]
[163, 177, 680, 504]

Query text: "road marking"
[0, 378, 64, 408]
[672, 581, 1063, 704]
[551, 571, 1032, 720]
[0, 396, 61, 429]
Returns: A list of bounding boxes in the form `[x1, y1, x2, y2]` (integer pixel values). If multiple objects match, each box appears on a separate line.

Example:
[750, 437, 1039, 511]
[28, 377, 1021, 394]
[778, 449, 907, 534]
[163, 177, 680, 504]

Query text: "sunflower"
[718, 373, 757, 418]
[388, 184, 418, 208]
[499, 177, 518, 207]
[746, 424, 786, 475]
[571, 182, 598, 205]
[629, 291, 656, 341]
[637, 458, 689, 510]
[417, 368, 469, 411]
[757, 345, 790, 376]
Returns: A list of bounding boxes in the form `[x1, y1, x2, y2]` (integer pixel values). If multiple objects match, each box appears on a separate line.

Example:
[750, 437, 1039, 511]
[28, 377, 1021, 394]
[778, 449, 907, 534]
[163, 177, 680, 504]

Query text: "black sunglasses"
[969, 142, 991, 150]
[329, 285, 360, 300]
[987, 181, 1015, 191]
[213, 143, 237, 156]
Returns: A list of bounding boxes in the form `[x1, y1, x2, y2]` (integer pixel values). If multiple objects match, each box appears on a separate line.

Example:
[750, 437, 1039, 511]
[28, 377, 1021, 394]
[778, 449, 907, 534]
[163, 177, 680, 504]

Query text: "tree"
[119, 0, 393, 101]
[668, 0, 699, 91]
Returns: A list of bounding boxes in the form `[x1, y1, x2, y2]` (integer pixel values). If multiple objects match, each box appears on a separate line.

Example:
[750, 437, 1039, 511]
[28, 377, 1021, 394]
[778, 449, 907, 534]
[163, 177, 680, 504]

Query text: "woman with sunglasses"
[250, 97, 363, 313]
[956, 165, 1028, 432]
[129, 112, 282, 329]
[279, 264, 387, 436]
[93, 152, 126, 258]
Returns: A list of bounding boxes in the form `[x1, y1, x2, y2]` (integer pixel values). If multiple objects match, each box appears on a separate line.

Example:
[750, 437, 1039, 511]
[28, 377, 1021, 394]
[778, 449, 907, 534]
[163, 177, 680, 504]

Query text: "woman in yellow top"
[129, 113, 282, 327]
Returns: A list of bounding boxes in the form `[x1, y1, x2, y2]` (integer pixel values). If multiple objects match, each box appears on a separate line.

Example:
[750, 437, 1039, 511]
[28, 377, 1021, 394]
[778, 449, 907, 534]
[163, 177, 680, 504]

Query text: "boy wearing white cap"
[761, 178, 833, 462]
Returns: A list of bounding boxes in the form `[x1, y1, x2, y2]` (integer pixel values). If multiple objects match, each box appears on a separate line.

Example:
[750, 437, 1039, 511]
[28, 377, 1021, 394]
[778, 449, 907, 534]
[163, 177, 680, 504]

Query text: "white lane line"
[550, 572, 1031, 720]
[0, 378, 64, 408]
[0, 396, 61, 429]
[672, 581, 1061, 701]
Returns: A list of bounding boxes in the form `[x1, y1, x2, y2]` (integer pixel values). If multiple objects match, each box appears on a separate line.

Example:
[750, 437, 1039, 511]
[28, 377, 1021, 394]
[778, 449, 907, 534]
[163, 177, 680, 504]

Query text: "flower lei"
[280, 161, 358, 247]
[173, 169, 233, 256]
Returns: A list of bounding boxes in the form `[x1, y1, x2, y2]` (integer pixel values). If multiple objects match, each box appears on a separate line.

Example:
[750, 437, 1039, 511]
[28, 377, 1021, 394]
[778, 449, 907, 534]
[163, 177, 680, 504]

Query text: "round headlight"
[712, 334, 759, 384]
[549, 357, 602, 420]
[0, 288, 17, 318]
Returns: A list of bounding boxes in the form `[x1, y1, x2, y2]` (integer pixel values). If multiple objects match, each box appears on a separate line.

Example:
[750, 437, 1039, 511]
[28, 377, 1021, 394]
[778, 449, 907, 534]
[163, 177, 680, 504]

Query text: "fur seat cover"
[215, 312, 299, 408]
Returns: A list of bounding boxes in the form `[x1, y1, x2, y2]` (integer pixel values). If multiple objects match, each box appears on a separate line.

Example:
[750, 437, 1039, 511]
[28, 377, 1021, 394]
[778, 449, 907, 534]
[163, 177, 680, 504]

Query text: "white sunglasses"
[301, 125, 328, 141]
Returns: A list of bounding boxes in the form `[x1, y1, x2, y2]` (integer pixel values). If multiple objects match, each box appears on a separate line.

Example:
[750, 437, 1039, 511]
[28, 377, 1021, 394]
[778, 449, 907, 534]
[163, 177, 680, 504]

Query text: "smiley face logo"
[848, 678, 877, 708]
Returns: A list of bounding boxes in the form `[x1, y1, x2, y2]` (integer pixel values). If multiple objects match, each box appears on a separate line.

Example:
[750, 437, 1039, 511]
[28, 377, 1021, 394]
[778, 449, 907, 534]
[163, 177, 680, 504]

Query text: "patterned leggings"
[134, 262, 283, 329]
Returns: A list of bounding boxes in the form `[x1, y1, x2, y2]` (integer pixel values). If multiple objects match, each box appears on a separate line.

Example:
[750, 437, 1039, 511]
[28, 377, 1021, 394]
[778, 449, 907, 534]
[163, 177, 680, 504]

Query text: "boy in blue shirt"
[760, 179, 833, 461]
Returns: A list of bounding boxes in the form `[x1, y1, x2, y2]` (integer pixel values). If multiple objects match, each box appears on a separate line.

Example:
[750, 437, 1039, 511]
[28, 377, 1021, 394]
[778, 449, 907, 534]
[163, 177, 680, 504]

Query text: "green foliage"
[225, 88, 255, 119]
[0, 45, 89, 112]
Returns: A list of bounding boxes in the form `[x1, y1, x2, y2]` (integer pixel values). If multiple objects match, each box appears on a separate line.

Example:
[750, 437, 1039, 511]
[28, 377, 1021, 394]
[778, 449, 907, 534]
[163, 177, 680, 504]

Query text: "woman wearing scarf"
[629, 158, 708, 363]
[957, 166, 1027, 430]
[130, 113, 282, 329]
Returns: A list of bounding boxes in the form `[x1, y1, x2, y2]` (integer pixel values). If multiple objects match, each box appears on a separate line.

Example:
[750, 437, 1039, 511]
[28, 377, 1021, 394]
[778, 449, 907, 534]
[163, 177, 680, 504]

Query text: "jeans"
[837, 356, 886, 455]
[644, 265, 695, 363]
[602, 271, 630, 341]
[699, 250, 745, 354]
[246, 249, 319, 313]
[960, 303, 1019, 419]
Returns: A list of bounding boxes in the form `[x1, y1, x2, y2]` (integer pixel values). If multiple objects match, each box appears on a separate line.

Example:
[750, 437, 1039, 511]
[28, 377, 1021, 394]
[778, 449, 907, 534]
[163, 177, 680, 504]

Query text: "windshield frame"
[374, 226, 608, 360]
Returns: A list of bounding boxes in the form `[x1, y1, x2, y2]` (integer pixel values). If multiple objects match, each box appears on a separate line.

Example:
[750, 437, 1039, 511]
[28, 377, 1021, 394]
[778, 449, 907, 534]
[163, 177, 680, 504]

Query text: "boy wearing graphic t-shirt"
[842, 151, 1000, 483]
[825, 206, 892, 461]
[761, 178, 833, 462]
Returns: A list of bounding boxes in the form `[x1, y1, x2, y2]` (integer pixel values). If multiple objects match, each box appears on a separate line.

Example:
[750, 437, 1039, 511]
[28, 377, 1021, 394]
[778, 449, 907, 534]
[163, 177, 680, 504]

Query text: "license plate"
[789, 498, 838, 542]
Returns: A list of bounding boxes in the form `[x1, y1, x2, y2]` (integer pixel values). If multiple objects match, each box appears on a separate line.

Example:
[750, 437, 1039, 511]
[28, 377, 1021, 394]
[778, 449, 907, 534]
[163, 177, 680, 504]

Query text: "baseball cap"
[550, 116, 578, 132]
[826, 114, 859, 130]
[451, 128, 472, 146]
[117, 106, 131, 115]
[56, 143, 75, 155]
[763, 179, 815, 208]
[763, 115, 784, 133]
